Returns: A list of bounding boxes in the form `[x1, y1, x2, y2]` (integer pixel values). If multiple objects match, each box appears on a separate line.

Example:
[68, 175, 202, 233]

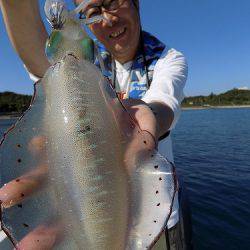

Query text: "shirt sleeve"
[142, 47, 188, 130]
[23, 64, 41, 82]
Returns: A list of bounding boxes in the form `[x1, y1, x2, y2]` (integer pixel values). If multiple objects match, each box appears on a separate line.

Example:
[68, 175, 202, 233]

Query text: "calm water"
[1, 108, 250, 249]
[172, 108, 250, 250]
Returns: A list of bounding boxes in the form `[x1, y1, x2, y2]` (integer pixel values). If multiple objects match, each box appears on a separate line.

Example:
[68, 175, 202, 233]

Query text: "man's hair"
[132, 0, 139, 10]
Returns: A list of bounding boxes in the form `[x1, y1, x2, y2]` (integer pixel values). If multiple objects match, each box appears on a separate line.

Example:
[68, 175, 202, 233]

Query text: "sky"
[1, 0, 250, 96]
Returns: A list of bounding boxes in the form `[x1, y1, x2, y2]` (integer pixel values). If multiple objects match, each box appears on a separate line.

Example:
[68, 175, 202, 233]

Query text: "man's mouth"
[109, 27, 126, 39]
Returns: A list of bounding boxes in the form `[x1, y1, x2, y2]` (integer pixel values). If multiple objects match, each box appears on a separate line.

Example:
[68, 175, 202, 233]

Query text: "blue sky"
[1, 0, 250, 96]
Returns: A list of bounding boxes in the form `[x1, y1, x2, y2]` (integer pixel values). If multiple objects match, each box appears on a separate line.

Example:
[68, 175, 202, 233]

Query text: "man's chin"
[112, 47, 131, 61]
[115, 42, 133, 53]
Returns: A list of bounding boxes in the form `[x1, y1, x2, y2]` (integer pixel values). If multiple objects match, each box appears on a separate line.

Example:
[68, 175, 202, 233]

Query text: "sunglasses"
[79, 0, 127, 19]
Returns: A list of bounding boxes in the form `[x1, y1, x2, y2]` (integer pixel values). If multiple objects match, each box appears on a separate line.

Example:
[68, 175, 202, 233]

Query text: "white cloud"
[237, 86, 249, 90]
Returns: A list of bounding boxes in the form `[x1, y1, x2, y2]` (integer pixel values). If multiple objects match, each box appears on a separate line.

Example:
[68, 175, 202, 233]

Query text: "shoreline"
[0, 113, 22, 120]
[0, 105, 250, 119]
[182, 105, 250, 110]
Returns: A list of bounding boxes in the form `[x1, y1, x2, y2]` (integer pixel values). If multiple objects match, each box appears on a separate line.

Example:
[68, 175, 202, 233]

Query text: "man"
[0, 0, 189, 249]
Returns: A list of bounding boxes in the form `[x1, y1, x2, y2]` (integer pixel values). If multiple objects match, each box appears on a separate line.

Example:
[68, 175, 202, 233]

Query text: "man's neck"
[113, 52, 136, 64]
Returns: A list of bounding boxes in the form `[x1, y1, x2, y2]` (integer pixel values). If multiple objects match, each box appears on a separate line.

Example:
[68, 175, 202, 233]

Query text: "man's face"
[75, 0, 140, 63]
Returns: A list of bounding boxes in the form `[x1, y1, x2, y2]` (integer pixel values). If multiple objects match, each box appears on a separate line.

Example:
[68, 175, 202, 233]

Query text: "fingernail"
[0, 185, 11, 207]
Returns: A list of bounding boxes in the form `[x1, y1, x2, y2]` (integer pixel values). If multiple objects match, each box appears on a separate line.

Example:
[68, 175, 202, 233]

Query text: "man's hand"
[0, 164, 47, 209]
[0, 136, 61, 250]
[122, 99, 174, 142]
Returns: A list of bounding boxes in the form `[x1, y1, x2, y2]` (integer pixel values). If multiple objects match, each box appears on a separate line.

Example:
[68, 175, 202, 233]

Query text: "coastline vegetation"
[0, 91, 31, 115]
[0, 89, 250, 116]
[182, 88, 250, 107]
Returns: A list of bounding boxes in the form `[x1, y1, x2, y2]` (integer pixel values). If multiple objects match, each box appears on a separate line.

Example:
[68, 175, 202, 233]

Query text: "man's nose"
[102, 11, 119, 27]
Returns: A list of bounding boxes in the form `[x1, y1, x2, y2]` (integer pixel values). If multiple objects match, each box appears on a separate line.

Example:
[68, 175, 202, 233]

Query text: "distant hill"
[0, 91, 32, 114]
[0, 88, 250, 114]
[182, 88, 250, 107]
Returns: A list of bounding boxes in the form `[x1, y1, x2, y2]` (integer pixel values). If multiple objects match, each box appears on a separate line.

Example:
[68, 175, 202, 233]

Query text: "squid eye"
[79, 11, 85, 20]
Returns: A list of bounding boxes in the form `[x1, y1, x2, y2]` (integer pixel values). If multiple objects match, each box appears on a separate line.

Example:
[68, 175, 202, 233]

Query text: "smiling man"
[82, 0, 141, 64]
[0, 0, 190, 249]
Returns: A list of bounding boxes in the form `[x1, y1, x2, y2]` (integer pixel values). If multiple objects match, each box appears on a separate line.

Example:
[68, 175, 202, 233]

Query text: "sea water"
[172, 108, 250, 250]
[0, 109, 250, 250]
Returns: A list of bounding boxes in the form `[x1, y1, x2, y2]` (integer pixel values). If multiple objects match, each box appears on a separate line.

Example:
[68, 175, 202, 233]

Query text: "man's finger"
[15, 224, 62, 250]
[124, 129, 156, 174]
[0, 164, 48, 208]
[28, 136, 47, 156]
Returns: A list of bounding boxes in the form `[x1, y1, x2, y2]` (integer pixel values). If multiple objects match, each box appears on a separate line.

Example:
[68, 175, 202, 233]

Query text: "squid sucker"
[0, 1, 176, 249]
